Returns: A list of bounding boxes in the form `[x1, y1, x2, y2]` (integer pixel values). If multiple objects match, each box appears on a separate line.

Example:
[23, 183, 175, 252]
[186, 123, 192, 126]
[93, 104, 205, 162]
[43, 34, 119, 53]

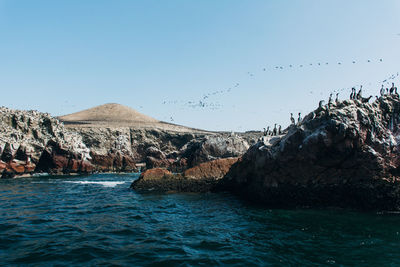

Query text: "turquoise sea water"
[1, 173, 400, 266]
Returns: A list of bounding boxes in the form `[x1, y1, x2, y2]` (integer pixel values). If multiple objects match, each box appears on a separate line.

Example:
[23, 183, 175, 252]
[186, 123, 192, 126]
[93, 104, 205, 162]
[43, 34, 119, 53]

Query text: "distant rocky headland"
[0, 103, 251, 178]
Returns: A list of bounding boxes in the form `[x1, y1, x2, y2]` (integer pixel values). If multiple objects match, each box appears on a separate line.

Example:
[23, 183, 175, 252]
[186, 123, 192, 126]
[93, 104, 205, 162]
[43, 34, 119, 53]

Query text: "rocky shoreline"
[4, 96, 400, 210]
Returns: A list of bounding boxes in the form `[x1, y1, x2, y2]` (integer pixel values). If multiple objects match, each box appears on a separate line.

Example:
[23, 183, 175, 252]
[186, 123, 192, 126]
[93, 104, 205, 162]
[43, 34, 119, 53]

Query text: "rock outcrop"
[0, 104, 250, 177]
[179, 135, 249, 168]
[35, 140, 93, 175]
[132, 157, 238, 192]
[222, 96, 400, 210]
[0, 107, 92, 177]
[67, 123, 249, 172]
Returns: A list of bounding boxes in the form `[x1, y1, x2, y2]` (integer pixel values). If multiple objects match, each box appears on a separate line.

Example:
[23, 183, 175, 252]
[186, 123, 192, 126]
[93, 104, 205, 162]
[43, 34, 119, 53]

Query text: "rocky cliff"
[0, 104, 251, 177]
[221, 95, 400, 210]
[61, 104, 250, 172]
[0, 107, 92, 177]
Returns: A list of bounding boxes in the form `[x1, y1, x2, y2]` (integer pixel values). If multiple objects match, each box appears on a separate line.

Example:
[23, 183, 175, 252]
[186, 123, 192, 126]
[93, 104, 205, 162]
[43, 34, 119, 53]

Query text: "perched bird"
[328, 93, 333, 105]
[272, 124, 277, 136]
[390, 83, 395, 94]
[350, 88, 355, 100]
[356, 86, 362, 100]
[278, 125, 282, 135]
[298, 112, 302, 124]
[319, 100, 325, 108]
[335, 93, 339, 103]
[361, 96, 372, 103]
[290, 113, 295, 125]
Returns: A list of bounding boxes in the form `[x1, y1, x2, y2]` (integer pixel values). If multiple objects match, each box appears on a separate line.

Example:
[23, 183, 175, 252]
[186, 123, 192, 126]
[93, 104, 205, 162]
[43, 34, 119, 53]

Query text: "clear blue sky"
[1, 0, 400, 131]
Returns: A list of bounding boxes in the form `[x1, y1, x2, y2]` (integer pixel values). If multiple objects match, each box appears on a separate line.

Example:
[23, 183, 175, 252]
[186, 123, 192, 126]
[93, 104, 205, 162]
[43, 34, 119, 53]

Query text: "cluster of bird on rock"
[262, 81, 400, 138]
[263, 124, 282, 136]
[380, 83, 398, 97]
[348, 86, 372, 103]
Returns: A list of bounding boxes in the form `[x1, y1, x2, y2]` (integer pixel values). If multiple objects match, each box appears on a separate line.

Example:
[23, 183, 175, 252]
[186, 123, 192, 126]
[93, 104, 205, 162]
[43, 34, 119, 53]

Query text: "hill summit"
[59, 103, 159, 124]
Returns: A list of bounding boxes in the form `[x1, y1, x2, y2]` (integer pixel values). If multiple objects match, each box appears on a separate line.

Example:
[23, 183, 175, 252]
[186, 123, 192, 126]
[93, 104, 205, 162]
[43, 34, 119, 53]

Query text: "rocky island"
[221, 95, 400, 210]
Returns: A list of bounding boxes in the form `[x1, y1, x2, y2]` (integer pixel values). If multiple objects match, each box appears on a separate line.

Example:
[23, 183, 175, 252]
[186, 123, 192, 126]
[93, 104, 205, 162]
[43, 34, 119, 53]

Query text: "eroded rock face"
[0, 107, 93, 177]
[35, 140, 93, 174]
[180, 135, 249, 168]
[69, 125, 249, 172]
[222, 96, 400, 210]
[131, 157, 239, 192]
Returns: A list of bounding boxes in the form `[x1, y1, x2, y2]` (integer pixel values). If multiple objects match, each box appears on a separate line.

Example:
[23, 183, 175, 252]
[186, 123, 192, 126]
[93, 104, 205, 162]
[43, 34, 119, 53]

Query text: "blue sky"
[1, 0, 400, 131]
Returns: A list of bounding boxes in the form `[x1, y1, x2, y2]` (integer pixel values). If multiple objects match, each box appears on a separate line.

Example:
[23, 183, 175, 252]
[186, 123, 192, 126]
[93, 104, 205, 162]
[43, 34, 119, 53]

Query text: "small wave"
[65, 181, 127, 187]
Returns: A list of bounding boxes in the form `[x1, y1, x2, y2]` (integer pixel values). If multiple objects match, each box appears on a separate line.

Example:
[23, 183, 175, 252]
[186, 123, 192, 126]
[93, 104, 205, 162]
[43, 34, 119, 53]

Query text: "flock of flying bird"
[162, 58, 388, 123]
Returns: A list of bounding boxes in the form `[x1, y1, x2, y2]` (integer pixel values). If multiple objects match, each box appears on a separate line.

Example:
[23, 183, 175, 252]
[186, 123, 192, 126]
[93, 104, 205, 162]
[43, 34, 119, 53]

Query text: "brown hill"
[59, 103, 159, 124]
[58, 103, 211, 133]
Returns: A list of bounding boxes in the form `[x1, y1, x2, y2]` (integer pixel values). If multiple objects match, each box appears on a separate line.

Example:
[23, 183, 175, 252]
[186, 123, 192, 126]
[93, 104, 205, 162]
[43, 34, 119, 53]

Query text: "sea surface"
[1, 173, 400, 266]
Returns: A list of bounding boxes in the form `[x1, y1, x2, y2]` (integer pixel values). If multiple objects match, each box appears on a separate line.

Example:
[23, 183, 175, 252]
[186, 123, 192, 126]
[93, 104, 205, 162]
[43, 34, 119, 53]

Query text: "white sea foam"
[65, 181, 127, 187]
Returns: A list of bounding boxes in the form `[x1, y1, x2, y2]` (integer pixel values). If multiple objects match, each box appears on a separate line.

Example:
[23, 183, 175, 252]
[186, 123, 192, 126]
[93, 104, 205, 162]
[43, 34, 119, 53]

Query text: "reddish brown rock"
[8, 160, 26, 174]
[184, 157, 238, 179]
[35, 140, 93, 175]
[24, 162, 36, 173]
[80, 160, 94, 173]
[90, 152, 137, 172]
[139, 168, 173, 180]
[90, 152, 114, 171]
[0, 160, 7, 173]
[122, 155, 137, 172]
[131, 158, 239, 192]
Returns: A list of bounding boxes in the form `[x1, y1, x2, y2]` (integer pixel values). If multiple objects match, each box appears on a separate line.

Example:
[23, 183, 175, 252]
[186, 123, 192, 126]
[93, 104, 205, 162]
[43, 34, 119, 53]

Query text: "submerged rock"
[221, 96, 400, 210]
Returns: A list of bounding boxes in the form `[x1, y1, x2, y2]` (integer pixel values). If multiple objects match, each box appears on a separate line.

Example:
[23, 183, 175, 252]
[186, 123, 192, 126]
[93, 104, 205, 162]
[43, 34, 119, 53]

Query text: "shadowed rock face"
[222, 96, 400, 210]
[35, 140, 94, 175]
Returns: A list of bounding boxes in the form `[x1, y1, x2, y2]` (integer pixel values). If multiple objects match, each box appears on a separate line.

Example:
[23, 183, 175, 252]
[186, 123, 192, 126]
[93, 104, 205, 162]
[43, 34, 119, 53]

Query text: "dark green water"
[0, 173, 400, 266]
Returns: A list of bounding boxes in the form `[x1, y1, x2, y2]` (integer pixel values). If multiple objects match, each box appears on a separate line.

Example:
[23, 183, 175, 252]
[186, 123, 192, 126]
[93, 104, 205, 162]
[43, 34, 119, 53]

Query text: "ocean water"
[1, 174, 400, 266]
